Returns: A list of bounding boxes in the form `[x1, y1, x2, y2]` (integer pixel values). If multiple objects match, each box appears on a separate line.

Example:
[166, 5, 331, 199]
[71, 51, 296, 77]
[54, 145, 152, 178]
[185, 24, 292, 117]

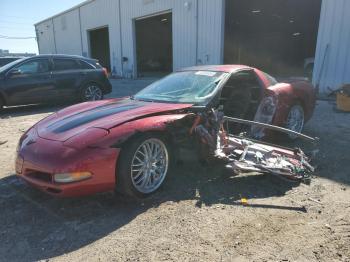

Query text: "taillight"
[102, 67, 108, 77]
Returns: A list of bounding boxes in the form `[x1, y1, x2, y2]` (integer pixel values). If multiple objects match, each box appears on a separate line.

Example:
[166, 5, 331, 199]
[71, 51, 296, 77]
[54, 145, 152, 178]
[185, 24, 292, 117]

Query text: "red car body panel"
[37, 98, 192, 142]
[16, 99, 192, 197]
[96, 114, 190, 149]
[267, 82, 316, 126]
[16, 128, 119, 197]
[254, 67, 316, 126]
[16, 64, 316, 197]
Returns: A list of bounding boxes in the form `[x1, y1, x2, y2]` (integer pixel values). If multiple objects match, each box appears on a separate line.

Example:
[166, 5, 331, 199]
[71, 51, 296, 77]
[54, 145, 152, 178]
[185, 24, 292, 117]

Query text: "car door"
[4, 58, 55, 105]
[51, 58, 83, 99]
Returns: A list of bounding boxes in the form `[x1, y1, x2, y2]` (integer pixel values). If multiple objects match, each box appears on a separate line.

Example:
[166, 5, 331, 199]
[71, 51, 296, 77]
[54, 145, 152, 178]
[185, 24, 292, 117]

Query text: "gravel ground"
[0, 80, 349, 262]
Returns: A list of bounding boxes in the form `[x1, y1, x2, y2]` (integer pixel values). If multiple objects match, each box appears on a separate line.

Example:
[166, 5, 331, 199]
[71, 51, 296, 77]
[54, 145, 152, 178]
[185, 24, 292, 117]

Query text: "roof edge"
[34, 0, 95, 26]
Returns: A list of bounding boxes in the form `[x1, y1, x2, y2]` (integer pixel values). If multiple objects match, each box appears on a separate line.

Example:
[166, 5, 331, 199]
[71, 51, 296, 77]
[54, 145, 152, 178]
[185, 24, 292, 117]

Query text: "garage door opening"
[224, 0, 322, 77]
[135, 12, 173, 78]
[88, 26, 111, 72]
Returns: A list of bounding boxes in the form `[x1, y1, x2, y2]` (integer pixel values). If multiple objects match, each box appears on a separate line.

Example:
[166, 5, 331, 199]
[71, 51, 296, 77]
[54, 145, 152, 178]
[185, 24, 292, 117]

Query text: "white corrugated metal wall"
[53, 9, 82, 55]
[197, 0, 225, 65]
[119, 0, 224, 75]
[80, 0, 121, 74]
[313, 0, 350, 93]
[35, 20, 56, 54]
[35, 0, 350, 89]
[35, 0, 225, 77]
[120, 0, 198, 75]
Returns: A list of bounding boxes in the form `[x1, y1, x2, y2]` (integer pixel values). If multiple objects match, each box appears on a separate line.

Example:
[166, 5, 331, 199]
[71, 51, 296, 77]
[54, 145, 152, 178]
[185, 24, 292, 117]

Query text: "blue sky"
[0, 0, 84, 54]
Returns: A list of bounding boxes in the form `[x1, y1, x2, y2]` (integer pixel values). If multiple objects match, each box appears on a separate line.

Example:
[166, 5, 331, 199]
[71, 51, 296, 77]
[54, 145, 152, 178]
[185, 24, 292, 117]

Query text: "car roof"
[180, 64, 253, 73]
[25, 54, 97, 61]
[0, 56, 22, 59]
[32, 54, 89, 59]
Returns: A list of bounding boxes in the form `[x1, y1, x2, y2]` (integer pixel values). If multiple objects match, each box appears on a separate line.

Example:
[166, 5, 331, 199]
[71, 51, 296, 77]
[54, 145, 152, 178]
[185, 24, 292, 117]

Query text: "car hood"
[37, 98, 193, 142]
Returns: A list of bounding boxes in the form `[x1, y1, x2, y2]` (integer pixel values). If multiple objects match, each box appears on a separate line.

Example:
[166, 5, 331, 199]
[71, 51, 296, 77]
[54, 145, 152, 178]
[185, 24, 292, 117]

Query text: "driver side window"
[14, 59, 50, 75]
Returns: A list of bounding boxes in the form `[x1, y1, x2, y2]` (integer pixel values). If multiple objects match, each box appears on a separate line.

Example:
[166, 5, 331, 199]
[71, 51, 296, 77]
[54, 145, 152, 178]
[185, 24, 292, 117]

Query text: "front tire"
[285, 104, 305, 139]
[80, 83, 104, 102]
[116, 134, 171, 198]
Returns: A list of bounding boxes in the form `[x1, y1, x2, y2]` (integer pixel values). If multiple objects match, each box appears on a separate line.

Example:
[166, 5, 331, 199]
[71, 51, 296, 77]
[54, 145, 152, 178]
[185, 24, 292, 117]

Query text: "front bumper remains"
[16, 129, 119, 197]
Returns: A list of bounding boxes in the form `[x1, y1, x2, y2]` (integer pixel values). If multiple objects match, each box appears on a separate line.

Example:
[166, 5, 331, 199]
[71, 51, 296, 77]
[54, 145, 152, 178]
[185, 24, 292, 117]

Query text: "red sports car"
[16, 65, 316, 197]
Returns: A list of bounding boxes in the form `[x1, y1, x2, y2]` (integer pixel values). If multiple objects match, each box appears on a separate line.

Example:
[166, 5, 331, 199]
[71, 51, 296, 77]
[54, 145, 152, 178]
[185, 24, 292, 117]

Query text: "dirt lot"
[0, 87, 349, 261]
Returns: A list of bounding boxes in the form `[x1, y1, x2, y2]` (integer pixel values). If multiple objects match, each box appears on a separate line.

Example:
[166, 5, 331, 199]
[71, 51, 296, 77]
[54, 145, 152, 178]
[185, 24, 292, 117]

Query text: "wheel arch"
[293, 97, 305, 110]
[277, 96, 305, 127]
[290, 81, 315, 121]
[109, 114, 189, 170]
[113, 127, 177, 197]
[116, 129, 174, 149]
[79, 80, 104, 94]
[270, 83, 308, 126]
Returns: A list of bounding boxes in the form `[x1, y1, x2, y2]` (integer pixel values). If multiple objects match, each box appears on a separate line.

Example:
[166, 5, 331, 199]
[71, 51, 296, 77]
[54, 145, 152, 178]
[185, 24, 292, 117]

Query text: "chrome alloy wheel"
[84, 85, 103, 101]
[130, 138, 169, 194]
[286, 104, 305, 137]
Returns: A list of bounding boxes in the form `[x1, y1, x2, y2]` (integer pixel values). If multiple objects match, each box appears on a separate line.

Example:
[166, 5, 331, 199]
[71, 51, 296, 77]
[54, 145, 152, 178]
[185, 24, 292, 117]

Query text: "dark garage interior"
[224, 0, 322, 77]
[89, 26, 111, 72]
[135, 12, 173, 77]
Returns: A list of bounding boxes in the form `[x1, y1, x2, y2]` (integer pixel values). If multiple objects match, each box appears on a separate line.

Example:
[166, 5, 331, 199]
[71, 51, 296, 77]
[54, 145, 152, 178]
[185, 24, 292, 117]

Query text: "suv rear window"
[78, 60, 94, 69]
[53, 58, 81, 71]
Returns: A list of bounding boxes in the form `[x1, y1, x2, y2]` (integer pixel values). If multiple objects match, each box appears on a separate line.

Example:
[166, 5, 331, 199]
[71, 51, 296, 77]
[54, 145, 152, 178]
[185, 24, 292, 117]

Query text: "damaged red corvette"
[15, 65, 317, 197]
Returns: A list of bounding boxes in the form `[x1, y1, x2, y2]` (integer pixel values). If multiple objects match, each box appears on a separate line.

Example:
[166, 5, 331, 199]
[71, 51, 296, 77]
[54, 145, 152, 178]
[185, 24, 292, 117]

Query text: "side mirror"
[8, 69, 22, 77]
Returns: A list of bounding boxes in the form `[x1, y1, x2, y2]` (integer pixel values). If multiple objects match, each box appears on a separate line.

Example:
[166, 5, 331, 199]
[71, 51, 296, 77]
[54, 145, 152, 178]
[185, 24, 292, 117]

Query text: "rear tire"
[116, 134, 172, 198]
[285, 104, 305, 139]
[80, 83, 104, 102]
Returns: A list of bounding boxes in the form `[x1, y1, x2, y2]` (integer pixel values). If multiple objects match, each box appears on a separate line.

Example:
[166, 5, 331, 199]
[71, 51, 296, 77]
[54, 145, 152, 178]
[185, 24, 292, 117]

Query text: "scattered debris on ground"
[335, 84, 350, 112]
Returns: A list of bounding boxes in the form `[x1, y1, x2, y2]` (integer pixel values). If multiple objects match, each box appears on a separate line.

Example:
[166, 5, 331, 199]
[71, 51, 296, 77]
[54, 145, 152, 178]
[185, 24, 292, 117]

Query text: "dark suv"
[0, 55, 112, 109]
[0, 57, 22, 67]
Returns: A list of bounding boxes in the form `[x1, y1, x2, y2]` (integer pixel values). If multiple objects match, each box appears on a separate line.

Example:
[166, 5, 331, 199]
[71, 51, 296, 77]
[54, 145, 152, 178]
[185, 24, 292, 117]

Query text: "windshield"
[134, 71, 228, 105]
[0, 58, 26, 72]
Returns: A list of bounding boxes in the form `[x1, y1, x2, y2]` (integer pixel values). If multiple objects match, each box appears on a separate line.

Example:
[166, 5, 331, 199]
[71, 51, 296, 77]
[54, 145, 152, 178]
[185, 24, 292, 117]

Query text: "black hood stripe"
[48, 101, 144, 133]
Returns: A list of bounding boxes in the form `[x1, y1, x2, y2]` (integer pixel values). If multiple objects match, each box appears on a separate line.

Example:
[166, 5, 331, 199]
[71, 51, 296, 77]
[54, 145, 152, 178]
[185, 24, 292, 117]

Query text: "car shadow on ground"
[0, 162, 302, 261]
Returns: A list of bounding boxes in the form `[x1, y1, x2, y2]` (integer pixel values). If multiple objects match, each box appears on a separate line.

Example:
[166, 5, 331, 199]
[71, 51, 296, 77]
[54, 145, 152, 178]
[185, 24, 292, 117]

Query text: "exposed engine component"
[190, 108, 316, 183]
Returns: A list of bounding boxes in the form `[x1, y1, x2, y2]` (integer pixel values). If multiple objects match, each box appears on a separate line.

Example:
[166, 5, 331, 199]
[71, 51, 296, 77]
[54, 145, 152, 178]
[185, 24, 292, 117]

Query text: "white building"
[35, 0, 349, 94]
[312, 0, 350, 94]
[35, 0, 224, 78]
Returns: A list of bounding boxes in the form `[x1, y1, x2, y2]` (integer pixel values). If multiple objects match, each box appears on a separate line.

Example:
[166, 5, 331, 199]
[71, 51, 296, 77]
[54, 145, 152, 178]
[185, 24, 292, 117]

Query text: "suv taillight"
[102, 67, 108, 77]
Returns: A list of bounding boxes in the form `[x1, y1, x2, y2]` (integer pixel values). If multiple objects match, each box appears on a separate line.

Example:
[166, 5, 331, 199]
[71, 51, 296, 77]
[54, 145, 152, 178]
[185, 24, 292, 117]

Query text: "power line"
[0, 20, 34, 25]
[0, 25, 34, 29]
[0, 34, 36, 39]
[0, 15, 36, 21]
[0, 27, 34, 32]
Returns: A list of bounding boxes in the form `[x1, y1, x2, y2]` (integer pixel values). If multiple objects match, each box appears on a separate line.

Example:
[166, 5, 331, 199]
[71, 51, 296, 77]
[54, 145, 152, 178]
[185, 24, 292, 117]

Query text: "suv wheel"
[81, 83, 103, 101]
